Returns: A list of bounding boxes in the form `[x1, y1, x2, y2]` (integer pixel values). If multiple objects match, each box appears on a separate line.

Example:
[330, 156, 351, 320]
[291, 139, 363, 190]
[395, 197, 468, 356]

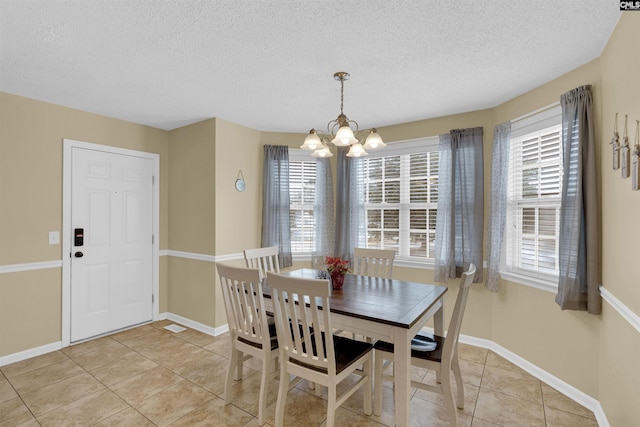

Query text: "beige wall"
[166, 119, 216, 324]
[0, 269, 61, 355]
[490, 56, 603, 397]
[168, 119, 216, 254]
[214, 119, 262, 254]
[598, 12, 640, 425]
[599, 12, 640, 315]
[0, 92, 169, 356]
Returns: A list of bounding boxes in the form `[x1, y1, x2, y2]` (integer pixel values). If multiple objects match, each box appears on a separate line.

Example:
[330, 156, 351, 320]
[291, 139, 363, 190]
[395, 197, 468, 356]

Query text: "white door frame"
[62, 138, 160, 346]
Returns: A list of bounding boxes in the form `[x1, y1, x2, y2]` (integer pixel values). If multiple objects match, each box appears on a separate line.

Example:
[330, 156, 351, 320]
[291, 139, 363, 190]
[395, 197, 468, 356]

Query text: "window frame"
[501, 105, 563, 292]
[288, 149, 317, 256]
[362, 137, 440, 267]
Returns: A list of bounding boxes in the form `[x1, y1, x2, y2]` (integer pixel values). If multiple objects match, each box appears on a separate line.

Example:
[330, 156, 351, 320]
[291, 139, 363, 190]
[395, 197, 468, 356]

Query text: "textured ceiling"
[0, 0, 622, 132]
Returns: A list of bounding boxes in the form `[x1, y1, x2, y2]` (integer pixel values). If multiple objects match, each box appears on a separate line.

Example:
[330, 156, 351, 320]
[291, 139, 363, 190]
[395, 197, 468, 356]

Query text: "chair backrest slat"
[244, 246, 280, 280]
[268, 272, 334, 374]
[218, 263, 270, 349]
[442, 263, 476, 366]
[352, 248, 395, 279]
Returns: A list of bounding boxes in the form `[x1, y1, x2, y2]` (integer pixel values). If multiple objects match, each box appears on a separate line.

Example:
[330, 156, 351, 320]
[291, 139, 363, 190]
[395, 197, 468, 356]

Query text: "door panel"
[71, 147, 153, 342]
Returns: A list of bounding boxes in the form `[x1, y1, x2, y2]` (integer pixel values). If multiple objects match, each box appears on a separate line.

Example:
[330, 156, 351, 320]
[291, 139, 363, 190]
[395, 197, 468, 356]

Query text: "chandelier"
[300, 72, 385, 158]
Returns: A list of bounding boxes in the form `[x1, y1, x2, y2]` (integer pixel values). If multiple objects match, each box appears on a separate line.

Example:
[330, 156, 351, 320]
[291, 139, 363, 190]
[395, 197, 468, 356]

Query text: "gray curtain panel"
[434, 127, 484, 283]
[261, 145, 292, 268]
[556, 85, 601, 314]
[312, 157, 335, 269]
[485, 122, 511, 291]
[334, 147, 366, 262]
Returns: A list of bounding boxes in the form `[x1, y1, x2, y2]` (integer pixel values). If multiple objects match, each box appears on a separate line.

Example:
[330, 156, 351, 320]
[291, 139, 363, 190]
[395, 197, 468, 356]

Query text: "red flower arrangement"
[325, 256, 350, 275]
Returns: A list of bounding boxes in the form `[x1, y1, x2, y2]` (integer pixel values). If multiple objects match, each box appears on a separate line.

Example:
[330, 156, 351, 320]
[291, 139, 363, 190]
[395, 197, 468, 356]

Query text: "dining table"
[263, 268, 448, 427]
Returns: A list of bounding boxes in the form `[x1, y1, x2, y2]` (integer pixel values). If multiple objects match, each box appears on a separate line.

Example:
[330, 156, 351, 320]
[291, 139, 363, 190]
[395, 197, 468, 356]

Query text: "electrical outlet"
[49, 231, 60, 245]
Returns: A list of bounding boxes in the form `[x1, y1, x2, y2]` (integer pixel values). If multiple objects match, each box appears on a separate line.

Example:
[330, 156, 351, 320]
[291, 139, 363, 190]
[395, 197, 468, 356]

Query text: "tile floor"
[0, 320, 598, 426]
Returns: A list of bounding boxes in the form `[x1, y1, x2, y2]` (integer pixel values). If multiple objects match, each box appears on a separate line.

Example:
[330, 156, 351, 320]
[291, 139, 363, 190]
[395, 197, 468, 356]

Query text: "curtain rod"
[511, 101, 560, 123]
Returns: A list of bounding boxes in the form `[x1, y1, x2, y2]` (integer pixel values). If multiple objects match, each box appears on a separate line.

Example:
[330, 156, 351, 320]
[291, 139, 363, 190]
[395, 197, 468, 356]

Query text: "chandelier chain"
[340, 76, 344, 115]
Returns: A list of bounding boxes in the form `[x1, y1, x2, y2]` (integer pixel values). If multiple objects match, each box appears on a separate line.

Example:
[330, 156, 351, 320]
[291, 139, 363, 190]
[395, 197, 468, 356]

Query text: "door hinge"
[152, 294, 155, 303]
[152, 176, 155, 185]
[152, 235, 155, 244]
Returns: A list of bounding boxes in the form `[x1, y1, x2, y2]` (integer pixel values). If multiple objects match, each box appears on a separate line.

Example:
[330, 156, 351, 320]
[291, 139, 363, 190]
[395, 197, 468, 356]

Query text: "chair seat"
[239, 317, 279, 350]
[239, 317, 313, 351]
[373, 333, 444, 363]
[292, 332, 373, 374]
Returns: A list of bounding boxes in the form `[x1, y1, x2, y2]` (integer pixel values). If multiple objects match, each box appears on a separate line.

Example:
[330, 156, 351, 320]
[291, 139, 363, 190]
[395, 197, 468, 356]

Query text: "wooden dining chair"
[352, 247, 395, 279]
[217, 263, 278, 426]
[267, 271, 373, 427]
[373, 263, 476, 426]
[350, 247, 396, 341]
[244, 246, 280, 280]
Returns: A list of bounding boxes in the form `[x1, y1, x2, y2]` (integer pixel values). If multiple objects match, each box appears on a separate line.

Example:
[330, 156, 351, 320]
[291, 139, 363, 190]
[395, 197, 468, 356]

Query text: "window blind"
[505, 124, 562, 279]
[289, 159, 316, 253]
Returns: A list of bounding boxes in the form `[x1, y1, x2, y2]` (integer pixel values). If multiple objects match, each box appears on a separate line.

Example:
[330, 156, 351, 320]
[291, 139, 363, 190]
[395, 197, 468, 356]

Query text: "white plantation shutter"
[362, 138, 439, 261]
[289, 153, 316, 253]
[506, 123, 562, 280]
[407, 151, 439, 258]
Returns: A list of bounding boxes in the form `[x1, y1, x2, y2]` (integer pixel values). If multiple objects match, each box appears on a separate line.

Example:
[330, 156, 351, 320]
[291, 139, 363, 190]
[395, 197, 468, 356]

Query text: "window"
[362, 138, 439, 261]
[289, 151, 316, 253]
[504, 106, 562, 282]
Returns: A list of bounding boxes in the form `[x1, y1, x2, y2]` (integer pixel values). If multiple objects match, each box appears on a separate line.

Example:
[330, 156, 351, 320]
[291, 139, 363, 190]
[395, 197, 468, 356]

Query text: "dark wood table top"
[264, 269, 448, 330]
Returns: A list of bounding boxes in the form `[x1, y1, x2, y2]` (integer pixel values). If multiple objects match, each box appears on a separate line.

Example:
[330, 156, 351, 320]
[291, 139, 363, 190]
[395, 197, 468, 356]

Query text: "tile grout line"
[1, 370, 42, 426]
[468, 352, 487, 424]
[3, 323, 597, 427]
[74, 341, 158, 426]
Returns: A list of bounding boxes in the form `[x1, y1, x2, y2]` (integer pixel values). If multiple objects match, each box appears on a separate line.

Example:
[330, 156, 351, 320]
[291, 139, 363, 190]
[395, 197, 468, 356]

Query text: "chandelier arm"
[326, 119, 360, 138]
[327, 120, 340, 137]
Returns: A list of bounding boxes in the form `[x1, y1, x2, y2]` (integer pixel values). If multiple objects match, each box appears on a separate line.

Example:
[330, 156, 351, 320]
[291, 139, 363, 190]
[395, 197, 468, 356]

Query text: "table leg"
[394, 329, 412, 427]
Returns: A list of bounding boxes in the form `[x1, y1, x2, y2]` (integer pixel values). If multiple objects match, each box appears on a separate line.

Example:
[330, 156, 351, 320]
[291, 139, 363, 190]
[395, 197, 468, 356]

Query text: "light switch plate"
[49, 231, 60, 245]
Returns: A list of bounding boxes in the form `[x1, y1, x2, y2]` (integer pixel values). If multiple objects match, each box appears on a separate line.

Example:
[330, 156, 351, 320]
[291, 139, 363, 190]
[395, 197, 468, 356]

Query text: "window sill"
[294, 256, 556, 294]
[394, 259, 435, 270]
[499, 271, 557, 294]
[292, 254, 435, 270]
[292, 253, 312, 262]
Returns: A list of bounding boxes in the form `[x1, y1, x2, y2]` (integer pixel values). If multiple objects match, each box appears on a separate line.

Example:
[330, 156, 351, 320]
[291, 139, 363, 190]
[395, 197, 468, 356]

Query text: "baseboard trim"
[160, 313, 611, 426]
[0, 315, 608, 426]
[164, 312, 229, 337]
[442, 331, 609, 427]
[0, 313, 223, 367]
[0, 341, 62, 367]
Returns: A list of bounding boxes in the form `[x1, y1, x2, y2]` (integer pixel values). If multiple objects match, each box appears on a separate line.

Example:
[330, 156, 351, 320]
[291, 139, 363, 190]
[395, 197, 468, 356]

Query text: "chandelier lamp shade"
[300, 72, 386, 158]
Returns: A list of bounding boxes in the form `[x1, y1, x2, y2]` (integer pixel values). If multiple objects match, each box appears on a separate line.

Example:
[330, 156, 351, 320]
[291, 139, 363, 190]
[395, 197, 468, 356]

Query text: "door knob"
[74, 251, 84, 258]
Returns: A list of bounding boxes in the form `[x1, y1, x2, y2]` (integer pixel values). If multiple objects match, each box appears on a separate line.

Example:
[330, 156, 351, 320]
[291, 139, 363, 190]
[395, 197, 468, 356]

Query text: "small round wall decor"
[235, 170, 246, 192]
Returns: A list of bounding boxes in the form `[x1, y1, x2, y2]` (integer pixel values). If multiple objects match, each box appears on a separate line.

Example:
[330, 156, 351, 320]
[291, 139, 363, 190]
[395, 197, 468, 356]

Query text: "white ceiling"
[0, 0, 622, 132]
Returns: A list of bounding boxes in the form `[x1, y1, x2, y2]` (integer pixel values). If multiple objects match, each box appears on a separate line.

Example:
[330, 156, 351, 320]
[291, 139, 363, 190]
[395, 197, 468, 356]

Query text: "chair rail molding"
[161, 250, 243, 263]
[0, 260, 63, 274]
[600, 285, 640, 334]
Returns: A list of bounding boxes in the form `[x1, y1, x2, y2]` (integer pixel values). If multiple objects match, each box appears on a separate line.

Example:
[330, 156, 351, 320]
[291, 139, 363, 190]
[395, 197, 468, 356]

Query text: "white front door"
[70, 146, 153, 342]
